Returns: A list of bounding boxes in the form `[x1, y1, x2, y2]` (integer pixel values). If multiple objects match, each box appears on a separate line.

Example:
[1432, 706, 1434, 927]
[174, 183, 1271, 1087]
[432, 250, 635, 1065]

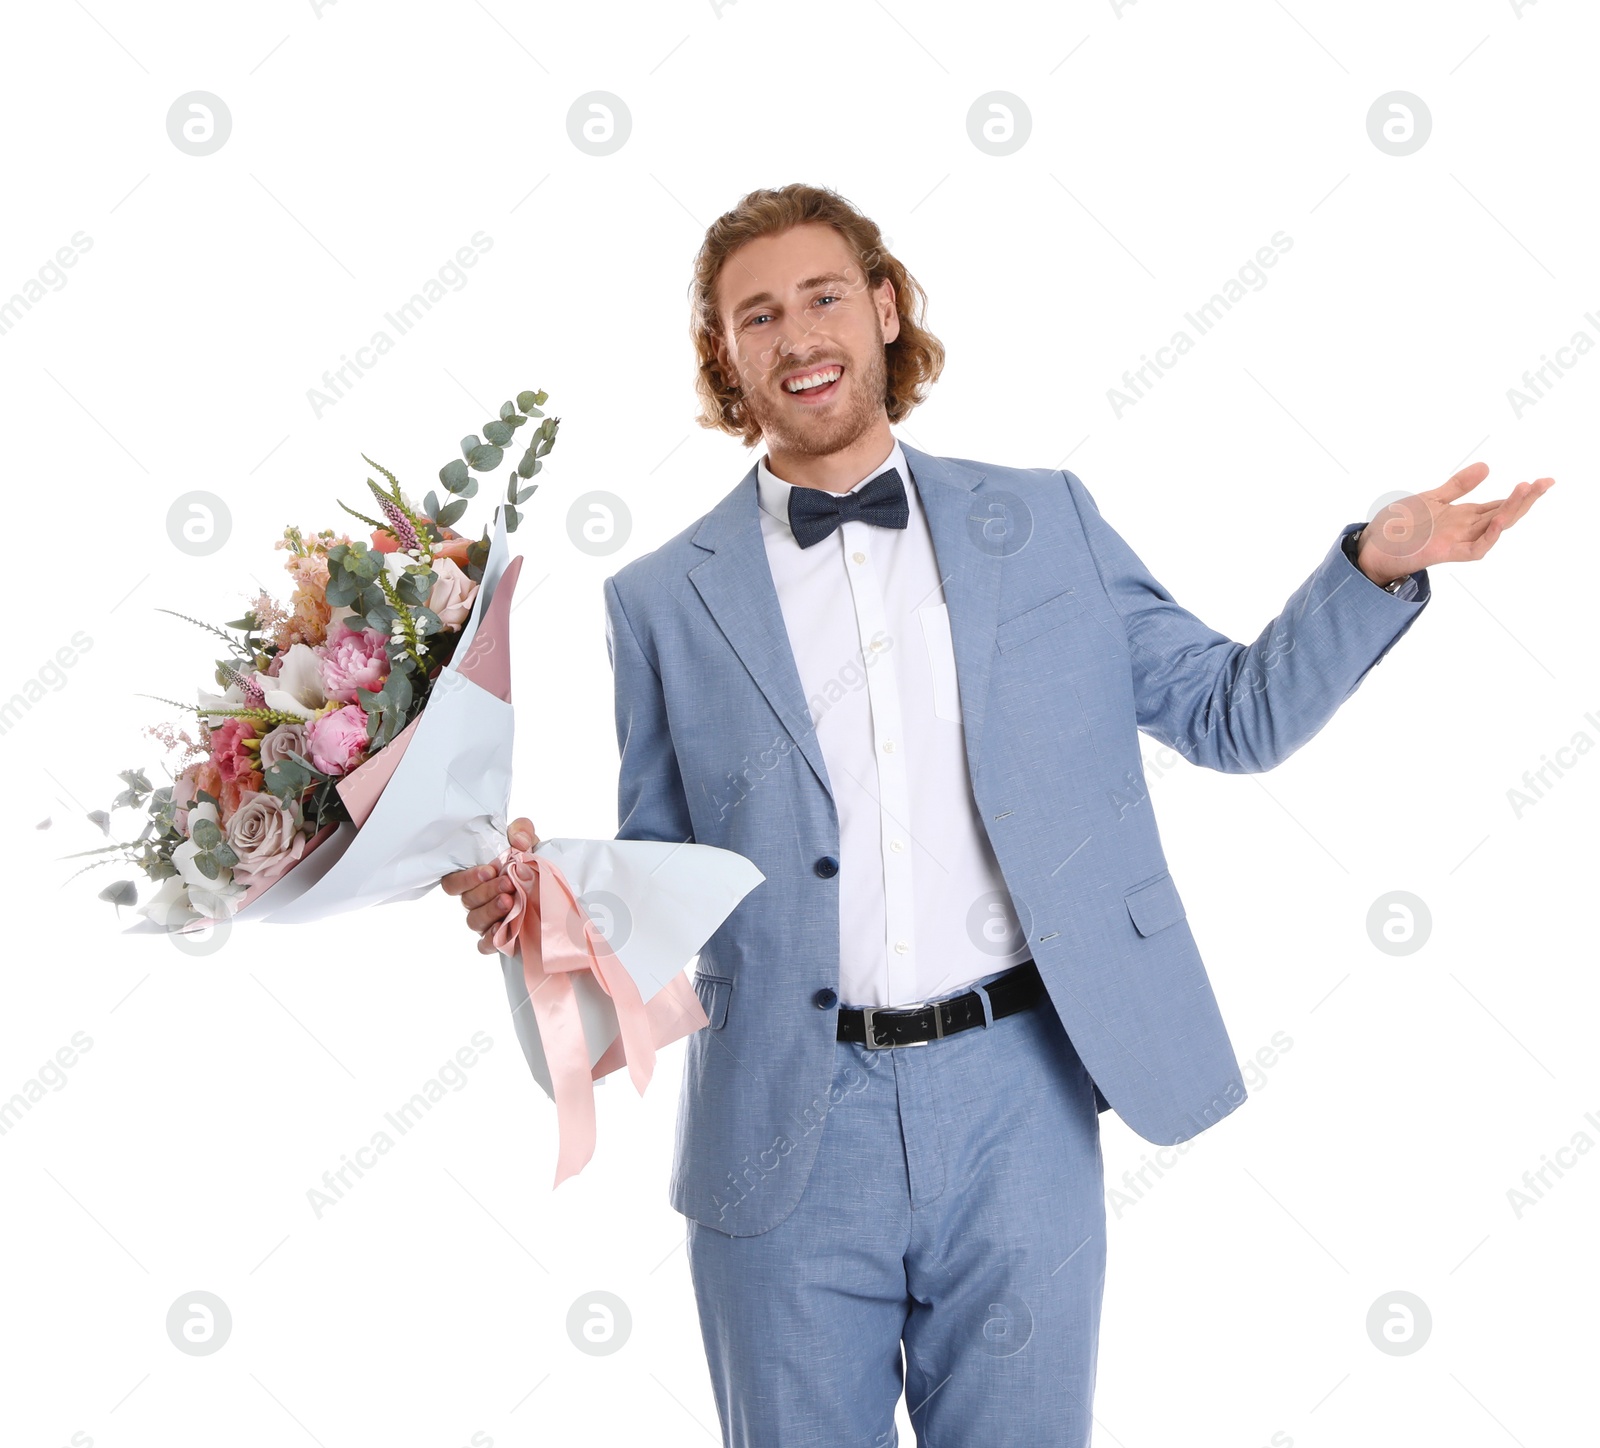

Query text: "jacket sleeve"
[603, 574, 697, 843]
[1061, 469, 1431, 774]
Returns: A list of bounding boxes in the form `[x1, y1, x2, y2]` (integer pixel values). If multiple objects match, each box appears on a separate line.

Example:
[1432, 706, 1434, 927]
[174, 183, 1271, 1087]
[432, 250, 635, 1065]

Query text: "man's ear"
[876, 277, 900, 345]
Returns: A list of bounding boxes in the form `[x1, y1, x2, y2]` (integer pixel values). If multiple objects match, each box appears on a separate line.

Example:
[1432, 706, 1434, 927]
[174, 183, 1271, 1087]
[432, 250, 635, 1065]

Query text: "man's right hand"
[440, 816, 540, 955]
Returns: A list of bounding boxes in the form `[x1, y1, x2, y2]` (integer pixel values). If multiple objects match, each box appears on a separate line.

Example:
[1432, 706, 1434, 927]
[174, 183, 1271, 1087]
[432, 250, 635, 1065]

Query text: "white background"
[1, 1, 1594, 1445]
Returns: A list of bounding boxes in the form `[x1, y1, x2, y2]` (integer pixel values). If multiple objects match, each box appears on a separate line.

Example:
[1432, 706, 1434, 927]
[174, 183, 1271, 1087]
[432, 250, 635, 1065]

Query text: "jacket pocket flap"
[693, 972, 732, 1030]
[995, 588, 1081, 652]
[1124, 871, 1186, 937]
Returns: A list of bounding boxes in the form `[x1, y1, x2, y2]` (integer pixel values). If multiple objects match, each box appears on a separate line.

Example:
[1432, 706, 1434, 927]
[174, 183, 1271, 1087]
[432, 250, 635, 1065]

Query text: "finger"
[1428, 460, 1489, 502]
[441, 862, 502, 897]
[461, 878, 514, 911]
[477, 926, 500, 956]
[466, 897, 514, 932]
[507, 816, 540, 851]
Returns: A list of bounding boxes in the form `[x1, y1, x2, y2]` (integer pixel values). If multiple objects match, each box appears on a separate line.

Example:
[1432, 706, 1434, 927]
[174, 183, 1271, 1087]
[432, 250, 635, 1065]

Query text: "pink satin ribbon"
[490, 849, 659, 1187]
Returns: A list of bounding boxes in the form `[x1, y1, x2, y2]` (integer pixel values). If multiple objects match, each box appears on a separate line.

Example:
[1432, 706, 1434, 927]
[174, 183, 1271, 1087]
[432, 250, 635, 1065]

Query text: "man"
[443, 183, 1551, 1445]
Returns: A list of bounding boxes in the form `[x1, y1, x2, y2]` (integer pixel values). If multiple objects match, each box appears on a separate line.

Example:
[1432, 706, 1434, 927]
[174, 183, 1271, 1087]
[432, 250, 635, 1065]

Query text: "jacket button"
[813, 988, 838, 1010]
[814, 855, 839, 878]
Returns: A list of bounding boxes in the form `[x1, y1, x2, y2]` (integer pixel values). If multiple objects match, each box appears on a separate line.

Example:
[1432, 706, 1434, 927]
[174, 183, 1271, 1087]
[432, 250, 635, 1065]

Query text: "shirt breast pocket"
[916, 602, 962, 723]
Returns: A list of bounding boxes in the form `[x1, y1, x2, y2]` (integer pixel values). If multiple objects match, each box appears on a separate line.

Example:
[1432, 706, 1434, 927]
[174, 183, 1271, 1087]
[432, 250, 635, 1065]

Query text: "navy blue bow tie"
[786, 466, 910, 549]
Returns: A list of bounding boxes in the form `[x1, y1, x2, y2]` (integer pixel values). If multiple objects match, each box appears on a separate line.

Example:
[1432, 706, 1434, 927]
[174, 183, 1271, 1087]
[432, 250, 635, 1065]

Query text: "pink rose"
[224, 790, 308, 890]
[319, 622, 391, 703]
[306, 704, 371, 776]
[426, 557, 480, 631]
[210, 718, 258, 784]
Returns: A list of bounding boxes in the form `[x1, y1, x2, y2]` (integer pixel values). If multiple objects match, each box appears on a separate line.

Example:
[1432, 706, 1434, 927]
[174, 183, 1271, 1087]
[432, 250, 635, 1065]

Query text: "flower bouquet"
[73, 387, 764, 1183]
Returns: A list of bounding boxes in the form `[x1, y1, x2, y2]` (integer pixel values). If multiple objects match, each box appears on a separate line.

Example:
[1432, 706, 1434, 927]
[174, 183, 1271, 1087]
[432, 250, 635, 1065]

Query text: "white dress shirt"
[756, 437, 1029, 1008]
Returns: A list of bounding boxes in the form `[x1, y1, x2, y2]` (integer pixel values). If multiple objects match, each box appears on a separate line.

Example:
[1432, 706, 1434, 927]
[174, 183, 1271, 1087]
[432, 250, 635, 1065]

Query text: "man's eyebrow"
[729, 272, 853, 317]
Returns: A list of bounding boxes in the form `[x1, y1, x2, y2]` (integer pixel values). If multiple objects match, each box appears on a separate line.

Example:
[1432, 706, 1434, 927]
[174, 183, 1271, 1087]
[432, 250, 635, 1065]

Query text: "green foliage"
[438, 389, 559, 535]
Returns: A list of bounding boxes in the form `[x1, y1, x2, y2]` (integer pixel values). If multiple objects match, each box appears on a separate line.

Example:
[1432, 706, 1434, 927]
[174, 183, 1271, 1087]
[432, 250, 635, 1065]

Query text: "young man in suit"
[443, 184, 1550, 1446]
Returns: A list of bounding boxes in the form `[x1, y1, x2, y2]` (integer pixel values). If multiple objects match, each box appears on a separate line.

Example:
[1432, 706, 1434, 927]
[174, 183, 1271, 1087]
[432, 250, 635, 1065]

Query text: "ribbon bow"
[491, 848, 658, 1185]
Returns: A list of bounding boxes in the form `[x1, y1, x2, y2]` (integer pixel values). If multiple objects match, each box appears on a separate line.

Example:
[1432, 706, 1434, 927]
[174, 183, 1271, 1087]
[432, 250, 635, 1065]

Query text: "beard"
[739, 319, 890, 459]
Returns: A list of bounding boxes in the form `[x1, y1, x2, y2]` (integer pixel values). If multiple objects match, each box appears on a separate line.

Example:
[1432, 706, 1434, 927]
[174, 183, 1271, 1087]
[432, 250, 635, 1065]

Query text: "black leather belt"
[836, 960, 1044, 1049]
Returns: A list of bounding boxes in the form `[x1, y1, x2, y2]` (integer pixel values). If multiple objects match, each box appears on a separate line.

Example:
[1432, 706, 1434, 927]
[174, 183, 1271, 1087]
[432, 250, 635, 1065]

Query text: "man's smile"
[781, 363, 844, 403]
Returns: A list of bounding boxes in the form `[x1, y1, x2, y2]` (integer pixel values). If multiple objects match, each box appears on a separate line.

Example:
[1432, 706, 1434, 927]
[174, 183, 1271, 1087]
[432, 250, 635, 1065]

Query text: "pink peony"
[306, 704, 371, 776]
[319, 622, 391, 703]
[210, 718, 258, 784]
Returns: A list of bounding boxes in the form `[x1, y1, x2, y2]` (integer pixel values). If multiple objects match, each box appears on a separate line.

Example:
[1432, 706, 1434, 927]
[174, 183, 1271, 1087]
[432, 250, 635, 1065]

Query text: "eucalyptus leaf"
[88, 809, 111, 835]
[439, 458, 469, 492]
[191, 817, 221, 850]
[517, 448, 538, 479]
[395, 569, 434, 606]
[482, 419, 512, 447]
[514, 483, 538, 503]
[325, 572, 359, 607]
[504, 504, 521, 531]
[98, 880, 138, 908]
[516, 390, 539, 412]
[424, 489, 441, 518]
[436, 498, 468, 527]
[460, 435, 481, 460]
[467, 443, 503, 471]
[193, 852, 220, 880]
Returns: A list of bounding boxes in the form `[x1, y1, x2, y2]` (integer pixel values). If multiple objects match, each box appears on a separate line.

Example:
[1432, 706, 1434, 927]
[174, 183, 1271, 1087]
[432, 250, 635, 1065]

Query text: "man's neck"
[761, 419, 897, 494]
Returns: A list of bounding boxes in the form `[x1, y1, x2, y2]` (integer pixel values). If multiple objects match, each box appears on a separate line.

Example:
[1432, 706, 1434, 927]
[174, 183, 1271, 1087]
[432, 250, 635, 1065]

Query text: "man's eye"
[815, 294, 840, 306]
[746, 313, 772, 327]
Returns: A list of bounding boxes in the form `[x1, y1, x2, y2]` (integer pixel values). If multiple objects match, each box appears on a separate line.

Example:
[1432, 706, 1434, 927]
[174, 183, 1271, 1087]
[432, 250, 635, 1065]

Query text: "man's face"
[714, 222, 899, 459]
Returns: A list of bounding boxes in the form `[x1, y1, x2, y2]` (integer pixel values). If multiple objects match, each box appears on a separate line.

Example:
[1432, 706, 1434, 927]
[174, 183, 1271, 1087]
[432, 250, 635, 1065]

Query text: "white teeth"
[785, 367, 841, 393]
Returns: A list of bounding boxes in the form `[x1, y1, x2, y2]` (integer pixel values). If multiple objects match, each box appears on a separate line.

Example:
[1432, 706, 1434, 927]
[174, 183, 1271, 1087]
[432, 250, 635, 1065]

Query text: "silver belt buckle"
[861, 1002, 942, 1049]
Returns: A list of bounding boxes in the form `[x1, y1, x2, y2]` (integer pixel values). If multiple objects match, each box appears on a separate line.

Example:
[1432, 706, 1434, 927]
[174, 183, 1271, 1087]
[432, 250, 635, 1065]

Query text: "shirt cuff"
[1341, 521, 1416, 597]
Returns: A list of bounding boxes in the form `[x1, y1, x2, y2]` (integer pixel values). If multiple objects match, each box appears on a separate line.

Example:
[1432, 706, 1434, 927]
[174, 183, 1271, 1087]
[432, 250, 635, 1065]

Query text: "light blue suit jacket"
[603, 444, 1430, 1236]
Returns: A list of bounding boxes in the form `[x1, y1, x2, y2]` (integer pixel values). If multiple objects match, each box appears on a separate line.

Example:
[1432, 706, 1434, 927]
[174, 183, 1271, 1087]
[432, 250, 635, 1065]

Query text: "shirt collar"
[756, 438, 909, 532]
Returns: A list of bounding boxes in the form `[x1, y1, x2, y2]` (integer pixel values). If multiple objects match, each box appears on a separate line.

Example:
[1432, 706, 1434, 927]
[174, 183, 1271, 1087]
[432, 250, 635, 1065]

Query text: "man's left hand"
[1355, 461, 1555, 585]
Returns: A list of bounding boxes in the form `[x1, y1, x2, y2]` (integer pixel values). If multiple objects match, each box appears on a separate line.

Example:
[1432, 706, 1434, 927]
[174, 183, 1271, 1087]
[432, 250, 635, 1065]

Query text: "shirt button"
[890, 839, 905, 853]
[813, 988, 838, 1010]
[882, 740, 897, 753]
[852, 550, 866, 564]
[813, 855, 839, 879]
[894, 941, 910, 955]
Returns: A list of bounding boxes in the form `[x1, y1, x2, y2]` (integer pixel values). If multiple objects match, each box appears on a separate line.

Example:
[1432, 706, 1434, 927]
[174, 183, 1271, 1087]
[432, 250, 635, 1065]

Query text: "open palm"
[1356, 462, 1554, 583]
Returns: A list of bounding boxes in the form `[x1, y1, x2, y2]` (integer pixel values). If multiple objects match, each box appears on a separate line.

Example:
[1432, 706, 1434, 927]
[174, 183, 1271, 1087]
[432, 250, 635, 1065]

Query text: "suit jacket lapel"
[688, 465, 834, 801]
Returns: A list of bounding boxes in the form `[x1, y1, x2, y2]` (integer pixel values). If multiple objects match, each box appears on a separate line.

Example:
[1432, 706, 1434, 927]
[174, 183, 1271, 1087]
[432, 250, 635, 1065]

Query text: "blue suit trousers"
[685, 972, 1107, 1446]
